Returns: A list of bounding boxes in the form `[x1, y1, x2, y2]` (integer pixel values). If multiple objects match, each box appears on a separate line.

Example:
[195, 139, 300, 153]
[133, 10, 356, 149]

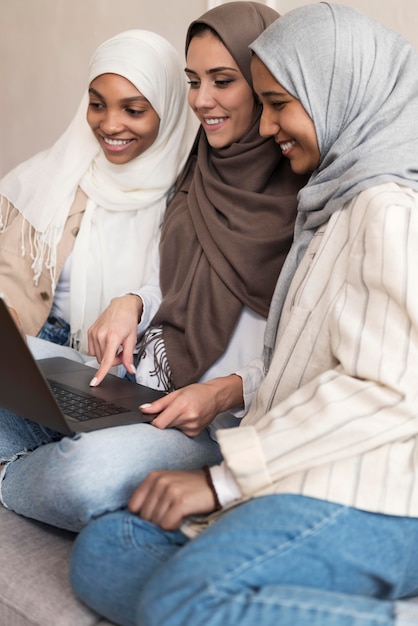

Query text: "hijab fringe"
[0, 196, 58, 292]
[24, 217, 59, 292]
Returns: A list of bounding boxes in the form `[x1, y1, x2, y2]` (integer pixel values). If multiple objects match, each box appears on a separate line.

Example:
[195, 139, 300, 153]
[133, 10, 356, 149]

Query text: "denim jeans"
[36, 314, 71, 346]
[0, 410, 222, 531]
[70, 495, 418, 626]
[0, 337, 223, 531]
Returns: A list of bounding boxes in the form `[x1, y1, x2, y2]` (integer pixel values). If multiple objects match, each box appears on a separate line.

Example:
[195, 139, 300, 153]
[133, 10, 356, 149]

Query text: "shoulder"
[342, 182, 417, 233]
[352, 182, 418, 212]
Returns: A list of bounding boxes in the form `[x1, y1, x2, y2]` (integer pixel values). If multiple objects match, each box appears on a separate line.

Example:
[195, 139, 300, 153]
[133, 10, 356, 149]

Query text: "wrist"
[125, 293, 144, 322]
[202, 466, 222, 511]
[204, 374, 244, 413]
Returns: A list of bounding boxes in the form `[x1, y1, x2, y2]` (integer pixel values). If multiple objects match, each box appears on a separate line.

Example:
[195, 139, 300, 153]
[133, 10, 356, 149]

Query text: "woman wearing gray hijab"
[71, 4, 418, 626]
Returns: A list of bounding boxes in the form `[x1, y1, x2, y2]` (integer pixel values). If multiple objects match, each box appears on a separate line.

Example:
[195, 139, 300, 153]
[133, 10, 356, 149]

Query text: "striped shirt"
[215, 182, 418, 518]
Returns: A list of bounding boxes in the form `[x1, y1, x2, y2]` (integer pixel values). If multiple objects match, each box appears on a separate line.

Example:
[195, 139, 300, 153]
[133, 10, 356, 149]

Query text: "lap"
[71, 495, 418, 626]
[143, 495, 418, 600]
[1, 422, 222, 530]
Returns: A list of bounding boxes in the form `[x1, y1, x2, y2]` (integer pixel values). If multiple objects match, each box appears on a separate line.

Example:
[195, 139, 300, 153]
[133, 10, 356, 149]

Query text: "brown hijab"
[151, 1, 307, 388]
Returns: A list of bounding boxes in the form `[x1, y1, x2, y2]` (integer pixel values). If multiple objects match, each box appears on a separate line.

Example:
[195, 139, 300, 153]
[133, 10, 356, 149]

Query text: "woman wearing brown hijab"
[89, 1, 306, 392]
[0, 3, 306, 535]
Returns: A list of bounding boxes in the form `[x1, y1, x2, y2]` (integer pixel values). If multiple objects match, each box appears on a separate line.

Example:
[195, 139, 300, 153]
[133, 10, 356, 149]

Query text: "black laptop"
[0, 298, 165, 435]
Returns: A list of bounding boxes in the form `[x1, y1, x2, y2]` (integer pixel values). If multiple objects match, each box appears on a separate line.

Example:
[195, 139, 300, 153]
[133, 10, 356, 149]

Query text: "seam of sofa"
[0, 591, 39, 626]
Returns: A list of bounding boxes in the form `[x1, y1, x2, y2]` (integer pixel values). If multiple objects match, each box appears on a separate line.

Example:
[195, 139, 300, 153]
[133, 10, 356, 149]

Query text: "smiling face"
[185, 31, 256, 149]
[251, 55, 320, 175]
[87, 73, 160, 164]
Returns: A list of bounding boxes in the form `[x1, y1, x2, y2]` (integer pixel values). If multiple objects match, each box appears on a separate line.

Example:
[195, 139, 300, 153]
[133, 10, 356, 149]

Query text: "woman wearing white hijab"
[0, 29, 195, 352]
[69, 5, 418, 626]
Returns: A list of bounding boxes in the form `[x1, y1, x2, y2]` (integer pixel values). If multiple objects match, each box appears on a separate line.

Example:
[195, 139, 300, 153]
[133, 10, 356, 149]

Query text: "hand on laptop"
[140, 374, 244, 437]
[128, 469, 216, 530]
[87, 295, 143, 387]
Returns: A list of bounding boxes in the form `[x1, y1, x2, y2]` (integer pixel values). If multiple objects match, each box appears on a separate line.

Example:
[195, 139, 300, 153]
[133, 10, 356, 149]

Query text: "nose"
[259, 108, 279, 138]
[99, 109, 124, 135]
[191, 82, 215, 110]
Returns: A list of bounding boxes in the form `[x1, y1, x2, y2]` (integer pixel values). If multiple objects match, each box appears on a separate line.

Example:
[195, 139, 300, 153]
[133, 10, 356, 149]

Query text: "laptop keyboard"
[50, 381, 127, 421]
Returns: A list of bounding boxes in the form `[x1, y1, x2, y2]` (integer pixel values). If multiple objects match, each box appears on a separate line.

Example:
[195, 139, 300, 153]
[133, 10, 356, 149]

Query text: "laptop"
[0, 298, 166, 435]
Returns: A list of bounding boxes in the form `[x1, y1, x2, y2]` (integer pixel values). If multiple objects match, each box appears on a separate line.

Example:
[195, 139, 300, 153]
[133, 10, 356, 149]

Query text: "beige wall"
[1, 0, 417, 178]
[0, 0, 205, 177]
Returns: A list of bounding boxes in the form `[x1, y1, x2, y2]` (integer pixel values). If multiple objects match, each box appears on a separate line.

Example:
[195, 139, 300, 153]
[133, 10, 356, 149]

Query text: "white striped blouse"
[216, 182, 418, 518]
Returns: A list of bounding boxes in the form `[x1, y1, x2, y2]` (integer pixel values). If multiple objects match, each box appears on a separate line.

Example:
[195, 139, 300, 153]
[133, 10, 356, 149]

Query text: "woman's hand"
[141, 374, 244, 437]
[87, 295, 143, 386]
[128, 469, 217, 530]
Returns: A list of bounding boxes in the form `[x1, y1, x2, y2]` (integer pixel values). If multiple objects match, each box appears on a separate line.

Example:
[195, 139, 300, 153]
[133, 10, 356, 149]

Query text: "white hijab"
[0, 29, 196, 351]
[250, 2, 418, 368]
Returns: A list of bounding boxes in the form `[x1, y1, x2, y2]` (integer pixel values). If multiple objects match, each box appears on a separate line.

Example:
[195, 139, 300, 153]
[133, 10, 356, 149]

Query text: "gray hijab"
[250, 2, 418, 369]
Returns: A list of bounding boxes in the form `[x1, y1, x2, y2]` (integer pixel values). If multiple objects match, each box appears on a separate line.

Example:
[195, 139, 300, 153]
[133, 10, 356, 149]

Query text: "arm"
[217, 195, 418, 498]
[141, 373, 244, 437]
[88, 242, 162, 386]
[139, 356, 264, 436]
[126, 375, 244, 529]
[88, 294, 144, 385]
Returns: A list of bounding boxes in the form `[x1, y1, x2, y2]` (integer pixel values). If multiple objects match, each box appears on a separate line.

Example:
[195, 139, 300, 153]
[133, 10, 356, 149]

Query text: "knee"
[34, 435, 114, 525]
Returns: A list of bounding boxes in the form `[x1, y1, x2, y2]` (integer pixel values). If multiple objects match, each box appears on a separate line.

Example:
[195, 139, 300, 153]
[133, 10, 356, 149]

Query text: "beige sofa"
[0, 506, 115, 625]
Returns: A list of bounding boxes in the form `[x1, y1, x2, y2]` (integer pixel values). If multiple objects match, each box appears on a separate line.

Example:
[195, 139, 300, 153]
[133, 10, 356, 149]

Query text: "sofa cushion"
[0, 506, 115, 625]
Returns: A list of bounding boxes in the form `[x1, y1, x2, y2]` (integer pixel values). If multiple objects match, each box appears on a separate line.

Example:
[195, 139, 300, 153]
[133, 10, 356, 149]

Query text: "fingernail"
[129, 364, 137, 374]
[89, 377, 98, 387]
[140, 403, 152, 409]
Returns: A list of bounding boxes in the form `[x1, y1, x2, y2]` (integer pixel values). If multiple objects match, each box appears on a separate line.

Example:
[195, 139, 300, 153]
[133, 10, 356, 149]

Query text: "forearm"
[202, 373, 244, 415]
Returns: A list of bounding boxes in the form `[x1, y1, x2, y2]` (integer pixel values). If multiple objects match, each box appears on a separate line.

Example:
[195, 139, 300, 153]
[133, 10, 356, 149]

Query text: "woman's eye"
[89, 101, 104, 110]
[127, 108, 145, 117]
[215, 79, 233, 88]
[187, 80, 200, 89]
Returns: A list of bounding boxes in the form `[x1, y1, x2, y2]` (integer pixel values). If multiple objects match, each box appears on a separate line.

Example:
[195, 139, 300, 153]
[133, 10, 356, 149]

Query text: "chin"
[289, 162, 308, 176]
[207, 137, 233, 150]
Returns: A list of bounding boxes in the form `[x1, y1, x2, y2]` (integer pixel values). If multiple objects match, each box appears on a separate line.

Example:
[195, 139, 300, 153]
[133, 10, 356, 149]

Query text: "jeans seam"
[204, 588, 391, 623]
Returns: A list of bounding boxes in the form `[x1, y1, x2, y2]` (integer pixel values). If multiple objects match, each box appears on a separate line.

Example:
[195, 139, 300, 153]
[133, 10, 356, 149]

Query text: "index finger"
[89, 346, 122, 386]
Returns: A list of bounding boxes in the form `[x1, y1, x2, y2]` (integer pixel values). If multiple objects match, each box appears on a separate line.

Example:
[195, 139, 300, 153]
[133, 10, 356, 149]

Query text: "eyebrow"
[88, 87, 147, 104]
[184, 66, 239, 75]
[261, 90, 289, 98]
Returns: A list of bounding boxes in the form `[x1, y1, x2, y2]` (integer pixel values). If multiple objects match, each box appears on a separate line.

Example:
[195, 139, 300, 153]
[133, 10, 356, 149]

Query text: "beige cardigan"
[0, 188, 85, 336]
[210, 183, 418, 525]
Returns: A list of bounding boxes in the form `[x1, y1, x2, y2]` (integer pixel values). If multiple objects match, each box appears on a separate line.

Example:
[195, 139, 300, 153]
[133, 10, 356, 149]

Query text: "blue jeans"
[0, 410, 222, 531]
[36, 314, 71, 346]
[69, 495, 418, 626]
[0, 337, 223, 531]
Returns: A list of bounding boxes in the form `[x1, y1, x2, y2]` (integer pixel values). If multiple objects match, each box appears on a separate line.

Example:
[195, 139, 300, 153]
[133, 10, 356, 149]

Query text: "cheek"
[86, 111, 96, 130]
